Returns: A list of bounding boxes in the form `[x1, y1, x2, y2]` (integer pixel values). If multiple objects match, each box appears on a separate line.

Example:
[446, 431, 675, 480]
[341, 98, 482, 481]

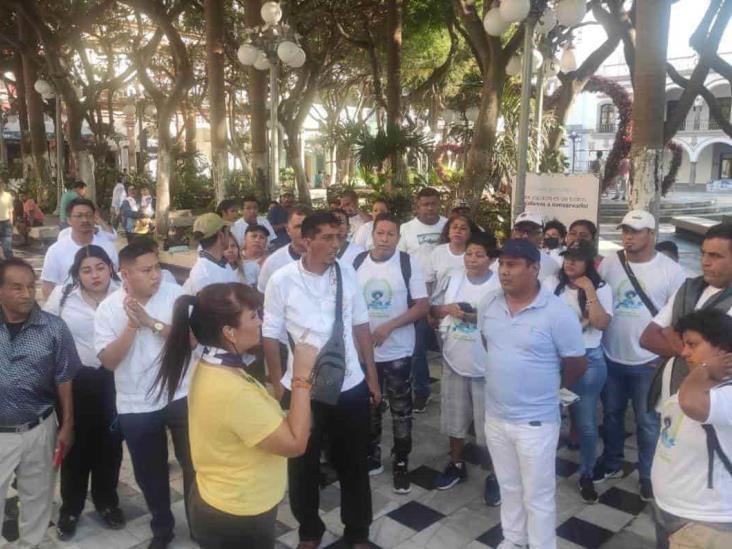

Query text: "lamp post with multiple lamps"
[33, 78, 65, 209]
[568, 130, 581, 173]
[482, 0, 586, 222]
[237, 1, 305, 199]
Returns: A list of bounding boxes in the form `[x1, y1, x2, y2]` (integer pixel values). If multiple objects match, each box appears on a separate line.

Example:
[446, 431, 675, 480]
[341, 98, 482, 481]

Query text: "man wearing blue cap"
[478, 239, 587, 549]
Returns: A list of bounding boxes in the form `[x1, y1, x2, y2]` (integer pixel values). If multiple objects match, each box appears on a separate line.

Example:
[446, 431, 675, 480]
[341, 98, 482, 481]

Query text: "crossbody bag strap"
[333, 262, 344, 338]
[617, 250, 658, 316]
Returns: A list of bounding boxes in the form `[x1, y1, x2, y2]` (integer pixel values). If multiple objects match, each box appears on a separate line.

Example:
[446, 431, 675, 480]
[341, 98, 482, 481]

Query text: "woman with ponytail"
[43, 245, 124, 540]
[156, 282, 317, 548]
[545, 239, 612, 504]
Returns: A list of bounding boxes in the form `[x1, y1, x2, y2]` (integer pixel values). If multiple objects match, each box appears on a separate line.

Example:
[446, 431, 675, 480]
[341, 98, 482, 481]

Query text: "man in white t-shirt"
[182, 213, 238, 295]
[95, 239, 192, 548]
[41, 198, 119, 300]
[353, 198, 389, 251]
[262, 212, 381, 547]
[652, 310, 732, 547]
[231, 195, 275, 249]
[332, 208, 366, 265]
[490, 210, 560, 282]
[340, 189, 371, 240]
[398, 187, 447, 412]
[257, 205, 310, 295]
[641, 223, 732, 408]
[595, 210, 686, 501]
[353, 212, 429, 494]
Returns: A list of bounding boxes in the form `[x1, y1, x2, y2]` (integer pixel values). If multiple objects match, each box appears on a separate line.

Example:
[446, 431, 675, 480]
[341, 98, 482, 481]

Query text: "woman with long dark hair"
[428, 213, 481, 287]
[155, 283, 317, 548]
[545, 239, 612, 504]
[43, 245, 125, 540]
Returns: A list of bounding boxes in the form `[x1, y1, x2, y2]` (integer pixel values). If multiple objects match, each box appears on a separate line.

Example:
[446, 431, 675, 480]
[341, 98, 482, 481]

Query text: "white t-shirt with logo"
[428, 243, 465, 285]
[399, 216, 447, 276]
[653, 381, 732, 522]
[599, 252, 685, 365]
[434, 271, 500, 377]
[355, 252, 427, 362]
[544, 276, 614, 349]
[262, 259, 369, 392]
[95, 282, 189, 414]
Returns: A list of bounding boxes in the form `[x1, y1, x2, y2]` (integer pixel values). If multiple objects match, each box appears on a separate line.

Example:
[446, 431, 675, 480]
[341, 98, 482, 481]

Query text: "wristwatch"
[151, 321, 165, 335]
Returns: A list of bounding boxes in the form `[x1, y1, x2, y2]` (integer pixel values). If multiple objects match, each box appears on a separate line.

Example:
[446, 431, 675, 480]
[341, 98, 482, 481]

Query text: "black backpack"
[353, 251, 413, 307]
[702, 379, 732, 489]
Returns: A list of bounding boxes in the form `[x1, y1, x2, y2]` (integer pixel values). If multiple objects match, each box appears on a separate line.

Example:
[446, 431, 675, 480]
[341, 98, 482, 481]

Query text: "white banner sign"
[523, 173, 601, 228]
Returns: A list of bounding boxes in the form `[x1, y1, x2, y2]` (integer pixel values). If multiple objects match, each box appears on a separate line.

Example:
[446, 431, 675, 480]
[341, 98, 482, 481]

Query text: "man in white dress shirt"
[262, 212, 381, 548]
[41, 198, 119, 300]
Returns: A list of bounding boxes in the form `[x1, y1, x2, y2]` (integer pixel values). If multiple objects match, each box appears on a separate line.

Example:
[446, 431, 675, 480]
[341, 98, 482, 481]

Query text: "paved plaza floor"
[2, 225, 705, 549]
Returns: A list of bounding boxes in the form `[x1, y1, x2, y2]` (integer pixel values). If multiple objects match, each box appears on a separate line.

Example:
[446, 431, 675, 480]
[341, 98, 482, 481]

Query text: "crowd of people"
[1, 183, 732, 549]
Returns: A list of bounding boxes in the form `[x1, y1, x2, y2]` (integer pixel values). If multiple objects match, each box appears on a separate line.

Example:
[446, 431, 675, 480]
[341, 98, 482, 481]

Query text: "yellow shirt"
[0, 191, 13, 222]
[188, 361, 286, 516]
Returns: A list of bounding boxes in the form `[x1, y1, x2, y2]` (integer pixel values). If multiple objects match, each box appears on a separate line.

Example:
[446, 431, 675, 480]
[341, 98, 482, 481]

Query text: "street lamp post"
[569, 131, 580, 173]
[34, 78, 64, 210]
[238, 1, 305, 199]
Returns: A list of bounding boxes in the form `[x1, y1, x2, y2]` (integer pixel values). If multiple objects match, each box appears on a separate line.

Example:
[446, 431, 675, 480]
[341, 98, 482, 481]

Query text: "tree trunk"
[386, 0, 405, 188]
[19, 18, 51, 190]
[205, 0, 227, 203]
[461, 74, 503, 199]
[66, 106, 97, 202]
[246, 0, 269, 198]
[284, 123, 310, 204]
[628, 0, 672, 216]
[13, 52, 33, 180]
[156, 111, 173, 236]
[184, 103, 197, 154]
[546, 82, 580, 154]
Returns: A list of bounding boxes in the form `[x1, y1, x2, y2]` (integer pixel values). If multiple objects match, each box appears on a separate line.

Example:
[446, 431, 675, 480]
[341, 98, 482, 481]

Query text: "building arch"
[692, 137, 732, 162]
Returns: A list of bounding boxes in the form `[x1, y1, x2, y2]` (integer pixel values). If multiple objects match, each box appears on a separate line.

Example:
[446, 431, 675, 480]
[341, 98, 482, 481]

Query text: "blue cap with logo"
[498, 238, 541, 263]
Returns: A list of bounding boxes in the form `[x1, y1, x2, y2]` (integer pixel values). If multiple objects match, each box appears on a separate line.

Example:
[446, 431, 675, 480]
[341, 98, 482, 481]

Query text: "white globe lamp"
[483, 7, 510, 37]
[33, 79, 52, 95]
[536, 8, 558, 35]
[254, 51, 271, 71]
[506, 54, 522, 76]
[499, 0, 530, 24]
[560, 45, 578, 72]
[556, 0, 587, 27]
[237, 43, 259, 66]
[287, 47, 306, 68]
[277, 41, 298, 64]
[260, 2, 283, 25]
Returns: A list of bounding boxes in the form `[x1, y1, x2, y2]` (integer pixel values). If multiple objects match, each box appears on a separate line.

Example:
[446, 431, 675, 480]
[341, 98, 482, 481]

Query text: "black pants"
[283, 381, 372, 543]
[60, 366, 122, 517]
[189, 482, 277, 549]
[369, 357, 413, 462]
[118, 397, 194, 541]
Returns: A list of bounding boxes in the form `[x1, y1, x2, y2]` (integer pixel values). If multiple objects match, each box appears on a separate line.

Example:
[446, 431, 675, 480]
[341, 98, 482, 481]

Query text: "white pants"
[484, 415, 559, 549]
[0, 415, 57, 547]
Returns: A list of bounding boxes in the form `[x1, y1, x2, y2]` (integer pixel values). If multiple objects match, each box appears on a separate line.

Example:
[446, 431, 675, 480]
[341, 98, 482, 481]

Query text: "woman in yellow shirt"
[155, 282, 316, 548]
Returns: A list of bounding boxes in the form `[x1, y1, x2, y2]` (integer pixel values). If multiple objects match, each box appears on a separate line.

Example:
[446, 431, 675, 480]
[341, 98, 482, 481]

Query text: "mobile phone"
[53, 442, 65, 468]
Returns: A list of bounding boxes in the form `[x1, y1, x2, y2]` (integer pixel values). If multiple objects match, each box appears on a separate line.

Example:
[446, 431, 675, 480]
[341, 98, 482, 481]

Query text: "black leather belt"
[0, 407, 54, 434]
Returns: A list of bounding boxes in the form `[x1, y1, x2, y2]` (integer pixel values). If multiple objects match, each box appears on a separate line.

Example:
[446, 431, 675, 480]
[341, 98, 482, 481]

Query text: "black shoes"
[99, 507, 126, 530]
[148, 535, 173, 549]
[56, 513, 79, 541]
[579, 475, 599, 504]
[640, 478, 654, 502]
[393, 459, 412, 494]
[413, 395, 431, 414]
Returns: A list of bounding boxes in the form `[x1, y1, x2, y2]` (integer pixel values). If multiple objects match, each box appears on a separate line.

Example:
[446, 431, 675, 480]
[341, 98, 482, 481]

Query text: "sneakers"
[578, 475, 599, 504]
[435, 461, 467, 490]
[56, 513, 79, 541]
[99, 507, 126, 530]
[640, 478, 654, 501]
[393, 459, 412, 494]
[496, 540, 528, 549]
[367, 457, 384, 477]
[484, 472, 501, 506]
[592, 461, 623, 484]
[413, 394, 431, 413]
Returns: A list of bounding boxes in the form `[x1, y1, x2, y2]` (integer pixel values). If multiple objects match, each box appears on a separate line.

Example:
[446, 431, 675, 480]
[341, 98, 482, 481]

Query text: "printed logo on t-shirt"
[614, 279, 648, 316]
[657, 409, 685, 463]
[417, 232, 441, 246]
[450, 308, 478, 340]
[364, 278, 393, 318]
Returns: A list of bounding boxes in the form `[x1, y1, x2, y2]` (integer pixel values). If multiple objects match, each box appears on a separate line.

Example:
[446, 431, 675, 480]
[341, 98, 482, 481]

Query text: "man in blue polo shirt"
[478, 239, 586, 549]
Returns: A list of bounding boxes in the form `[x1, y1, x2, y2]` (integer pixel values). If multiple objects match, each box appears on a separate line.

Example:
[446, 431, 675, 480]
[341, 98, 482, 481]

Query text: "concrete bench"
[671, 215, 718, 241]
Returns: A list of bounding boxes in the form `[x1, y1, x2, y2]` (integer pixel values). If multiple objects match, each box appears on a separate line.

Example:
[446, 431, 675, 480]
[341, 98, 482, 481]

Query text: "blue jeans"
[570, 346, 607, 476]
[0, 220, 13, 259]
[600, 357, 660, 480]
[412, 318, 431, 399]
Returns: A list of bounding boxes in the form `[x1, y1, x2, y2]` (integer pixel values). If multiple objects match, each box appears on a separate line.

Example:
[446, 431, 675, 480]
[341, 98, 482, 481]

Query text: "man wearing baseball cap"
[183, 213, 238, 295]
[479, 238, 586, 549]
[594, 210, 685, 501]
[491, 211, 560, 282]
